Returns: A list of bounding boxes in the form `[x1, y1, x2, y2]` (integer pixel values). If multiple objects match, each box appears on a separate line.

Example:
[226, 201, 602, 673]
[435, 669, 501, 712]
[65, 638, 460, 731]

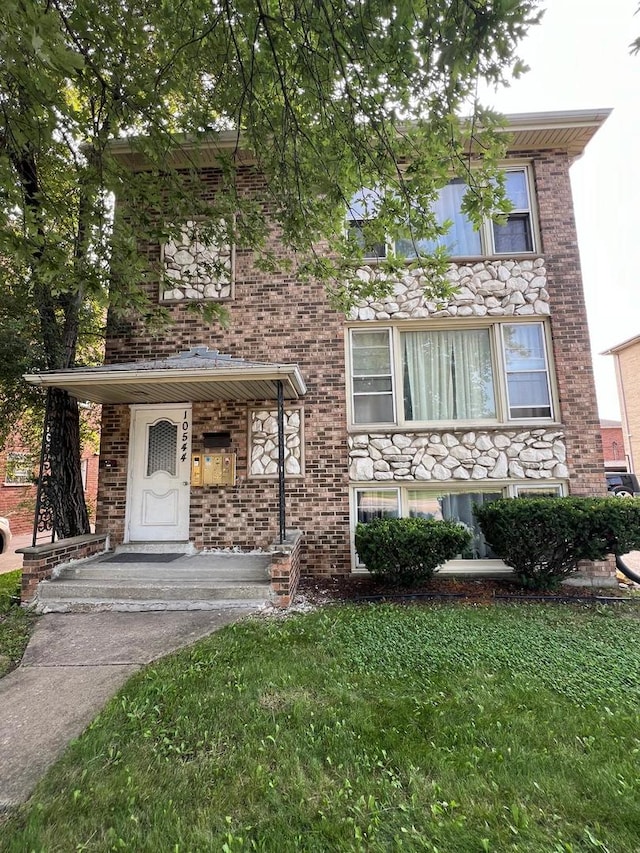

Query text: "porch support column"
[277, 380, 286, 544]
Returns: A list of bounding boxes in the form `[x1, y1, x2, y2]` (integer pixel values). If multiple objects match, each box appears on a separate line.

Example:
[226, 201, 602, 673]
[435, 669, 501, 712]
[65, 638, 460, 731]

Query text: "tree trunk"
[39, 388, 91, 539]
[10, 136, 91, 540]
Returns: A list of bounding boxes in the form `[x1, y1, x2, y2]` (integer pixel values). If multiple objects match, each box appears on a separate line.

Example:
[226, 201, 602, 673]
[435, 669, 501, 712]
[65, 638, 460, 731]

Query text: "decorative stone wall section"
[348, 429, 568, 482]
[349, 258, 549, 321]
[250, 408, 303, 477]
[162, 220, 233, 302]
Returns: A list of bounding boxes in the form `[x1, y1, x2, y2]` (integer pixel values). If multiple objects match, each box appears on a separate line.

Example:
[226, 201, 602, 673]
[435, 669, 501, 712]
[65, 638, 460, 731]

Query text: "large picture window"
[403, 329, 496, 421]
[349, 322, 553, 426]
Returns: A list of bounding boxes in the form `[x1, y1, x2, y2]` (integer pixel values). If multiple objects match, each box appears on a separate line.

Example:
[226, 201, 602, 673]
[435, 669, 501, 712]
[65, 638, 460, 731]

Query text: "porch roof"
[24, 347, 307, 404]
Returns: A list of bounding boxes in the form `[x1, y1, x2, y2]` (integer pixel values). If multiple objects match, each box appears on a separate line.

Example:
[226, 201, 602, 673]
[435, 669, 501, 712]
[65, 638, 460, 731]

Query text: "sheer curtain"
[434, 181, 482, 256]
[396, 180, 482, 258]
[403, 330, 495, 421]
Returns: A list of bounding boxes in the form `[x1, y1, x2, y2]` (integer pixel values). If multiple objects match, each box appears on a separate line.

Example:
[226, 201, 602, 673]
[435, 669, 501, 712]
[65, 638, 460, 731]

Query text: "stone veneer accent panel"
[349, 258, 549, 321]
[162, 220, 232, 302]
[250, 408, 303, 477]
[349, 429, 568, 483]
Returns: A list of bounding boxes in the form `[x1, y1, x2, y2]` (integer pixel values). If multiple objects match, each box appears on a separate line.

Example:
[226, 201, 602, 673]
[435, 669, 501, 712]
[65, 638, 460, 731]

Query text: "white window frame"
[511, 483, 564, 498]
[351, 481, 566, 572]
[3, 452, 34, 486]
[350, 328, 397, 425]
[488, 167, 535, 255]
[348, 165, 538, 262]
[347, 320, 556, 429]
[500, 323, 554, 420]
[345, 188, 388, 261]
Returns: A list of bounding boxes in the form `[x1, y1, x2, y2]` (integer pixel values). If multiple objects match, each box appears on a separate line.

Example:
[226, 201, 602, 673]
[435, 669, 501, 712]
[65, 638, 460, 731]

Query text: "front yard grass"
[2, 602, 640, 852]
[0, 570, 35, 678]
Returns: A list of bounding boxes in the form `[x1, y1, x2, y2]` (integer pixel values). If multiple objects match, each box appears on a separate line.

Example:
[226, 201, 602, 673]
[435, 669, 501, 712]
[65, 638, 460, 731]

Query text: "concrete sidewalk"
[0, 607, 258, 810]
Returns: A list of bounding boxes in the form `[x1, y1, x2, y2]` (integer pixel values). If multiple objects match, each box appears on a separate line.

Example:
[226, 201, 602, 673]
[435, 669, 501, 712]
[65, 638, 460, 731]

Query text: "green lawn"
[2, 603, 640, 852]
[0, 570, 35, 678]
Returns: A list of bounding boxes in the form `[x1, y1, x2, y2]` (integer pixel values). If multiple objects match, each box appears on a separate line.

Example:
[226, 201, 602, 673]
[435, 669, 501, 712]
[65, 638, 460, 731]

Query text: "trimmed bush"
[589, 497, 640, 556]
[354, 517, 471, 586]
[474, 496, 640, 590]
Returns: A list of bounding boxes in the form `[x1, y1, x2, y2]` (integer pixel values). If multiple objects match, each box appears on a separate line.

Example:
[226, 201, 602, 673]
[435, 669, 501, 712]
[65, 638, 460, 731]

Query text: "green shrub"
[354, 517, 471, 586]
[588, 497, 640, 555]
[474, 496, 640, 591]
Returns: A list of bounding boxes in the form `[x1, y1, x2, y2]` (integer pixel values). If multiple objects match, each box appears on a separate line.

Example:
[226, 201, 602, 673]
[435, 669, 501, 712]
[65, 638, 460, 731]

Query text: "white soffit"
[24, 350, 307, 404]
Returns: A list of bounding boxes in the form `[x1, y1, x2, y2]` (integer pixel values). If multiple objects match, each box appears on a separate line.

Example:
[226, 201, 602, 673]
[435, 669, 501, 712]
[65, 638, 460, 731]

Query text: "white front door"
[126, 404, 192, 542]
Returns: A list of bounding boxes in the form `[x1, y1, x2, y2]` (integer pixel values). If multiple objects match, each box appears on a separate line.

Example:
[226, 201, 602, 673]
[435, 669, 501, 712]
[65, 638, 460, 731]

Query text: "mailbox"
[192, 452, 236, 486]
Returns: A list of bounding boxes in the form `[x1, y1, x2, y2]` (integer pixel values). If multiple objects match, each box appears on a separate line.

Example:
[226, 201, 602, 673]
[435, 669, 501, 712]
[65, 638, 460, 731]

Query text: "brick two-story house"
[25, 109, 612, 596]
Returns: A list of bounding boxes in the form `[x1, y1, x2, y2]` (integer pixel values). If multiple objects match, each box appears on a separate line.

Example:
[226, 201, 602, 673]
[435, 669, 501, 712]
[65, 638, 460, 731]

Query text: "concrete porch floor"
[34, 550, 273, 613]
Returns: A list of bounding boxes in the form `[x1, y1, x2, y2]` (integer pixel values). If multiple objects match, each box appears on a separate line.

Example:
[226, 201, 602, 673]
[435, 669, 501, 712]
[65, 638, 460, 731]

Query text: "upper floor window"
[346, 188, 387, 260]
[492, 169, 534, 254]
[349, 321, 553, 427]
[350, 167, 536, 261]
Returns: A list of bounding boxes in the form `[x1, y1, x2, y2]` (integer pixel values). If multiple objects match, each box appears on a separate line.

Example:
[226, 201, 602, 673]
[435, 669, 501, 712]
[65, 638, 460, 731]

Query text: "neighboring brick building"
[600, 419, 627, 472]
[27, 109, 611, 580]
[603, 334, 640, 473]
[0, 436, 99, 536]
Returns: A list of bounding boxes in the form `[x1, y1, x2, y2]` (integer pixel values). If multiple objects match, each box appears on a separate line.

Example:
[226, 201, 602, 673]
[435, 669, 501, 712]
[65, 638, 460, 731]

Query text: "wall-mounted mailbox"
[191, 452, 236, 486]
[203, 432, 232, 449]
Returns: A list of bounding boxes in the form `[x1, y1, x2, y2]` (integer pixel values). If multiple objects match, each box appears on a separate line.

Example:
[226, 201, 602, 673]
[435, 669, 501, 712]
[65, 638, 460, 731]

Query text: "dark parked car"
[606, 472, 640, 497]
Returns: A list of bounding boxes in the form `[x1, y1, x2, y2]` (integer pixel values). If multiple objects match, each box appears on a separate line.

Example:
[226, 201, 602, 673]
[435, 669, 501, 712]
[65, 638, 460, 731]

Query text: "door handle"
[182, 481, 189, 486]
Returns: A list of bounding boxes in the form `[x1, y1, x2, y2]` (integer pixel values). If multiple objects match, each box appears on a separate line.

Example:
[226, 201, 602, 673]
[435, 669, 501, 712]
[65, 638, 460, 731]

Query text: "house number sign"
[180, 410, 190, 463]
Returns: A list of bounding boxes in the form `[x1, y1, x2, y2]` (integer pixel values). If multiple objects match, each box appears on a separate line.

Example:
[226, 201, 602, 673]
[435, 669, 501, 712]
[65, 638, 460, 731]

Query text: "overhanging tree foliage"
[0, 0, 541, 537]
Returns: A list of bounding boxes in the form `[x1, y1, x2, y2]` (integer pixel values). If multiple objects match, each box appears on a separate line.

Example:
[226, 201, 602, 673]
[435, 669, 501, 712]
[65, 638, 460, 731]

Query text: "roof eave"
[108, 109, 612, 170]
[24, 364, 307, 404]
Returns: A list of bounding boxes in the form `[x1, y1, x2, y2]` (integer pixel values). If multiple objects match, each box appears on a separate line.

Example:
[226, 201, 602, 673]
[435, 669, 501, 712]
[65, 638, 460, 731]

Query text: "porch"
[19, 530, 303, 611]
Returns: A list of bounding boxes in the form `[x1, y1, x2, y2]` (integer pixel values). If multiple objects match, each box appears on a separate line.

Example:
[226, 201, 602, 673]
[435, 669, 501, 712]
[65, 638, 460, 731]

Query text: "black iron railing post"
[32, 388, 56, 546]
[277, 380, 286, 543]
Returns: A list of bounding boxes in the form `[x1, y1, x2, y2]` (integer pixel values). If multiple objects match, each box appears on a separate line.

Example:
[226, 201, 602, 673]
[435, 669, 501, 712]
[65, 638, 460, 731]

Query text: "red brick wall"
[531, 151, 607, 496]
[600, 423, 625, 468]
[0, 444, 99, 536]
[96, 154, 607, 576]
[98, 169, 351, 573]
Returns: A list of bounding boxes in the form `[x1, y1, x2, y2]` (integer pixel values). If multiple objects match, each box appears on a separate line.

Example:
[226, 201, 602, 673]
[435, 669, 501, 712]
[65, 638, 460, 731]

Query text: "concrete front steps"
[35, 551, 272, 613]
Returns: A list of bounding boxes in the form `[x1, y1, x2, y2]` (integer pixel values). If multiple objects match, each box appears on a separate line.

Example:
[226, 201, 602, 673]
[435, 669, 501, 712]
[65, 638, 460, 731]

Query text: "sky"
[481, 0, 640, 420]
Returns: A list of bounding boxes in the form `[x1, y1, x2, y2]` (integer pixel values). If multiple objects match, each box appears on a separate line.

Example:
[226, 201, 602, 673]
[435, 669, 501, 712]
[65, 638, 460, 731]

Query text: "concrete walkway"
[0, 607, 258, 810]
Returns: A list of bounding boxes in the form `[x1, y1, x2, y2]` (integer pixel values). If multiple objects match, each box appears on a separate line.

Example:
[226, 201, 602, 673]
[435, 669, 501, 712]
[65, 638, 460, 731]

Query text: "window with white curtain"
[396, 179, 483, 258]
[403, 328, 496, 421]
[349, 322, 554, 426]
[393, 167, 535, 259]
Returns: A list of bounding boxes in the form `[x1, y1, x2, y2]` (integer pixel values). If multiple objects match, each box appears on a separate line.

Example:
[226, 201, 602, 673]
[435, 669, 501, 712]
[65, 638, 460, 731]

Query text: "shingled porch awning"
[24, 347, 307, 544]
[23, 347, 306, 404]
